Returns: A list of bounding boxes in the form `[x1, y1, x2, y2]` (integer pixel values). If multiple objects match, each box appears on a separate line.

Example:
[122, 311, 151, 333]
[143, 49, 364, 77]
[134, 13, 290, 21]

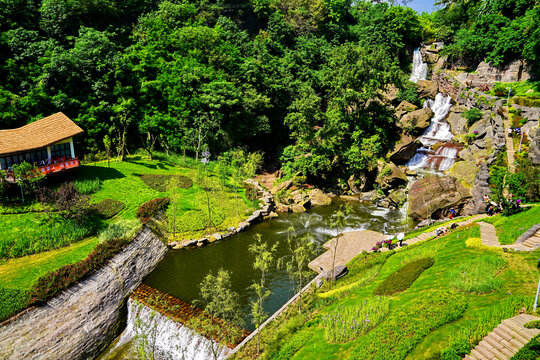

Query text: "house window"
[51, 143, 71, 159]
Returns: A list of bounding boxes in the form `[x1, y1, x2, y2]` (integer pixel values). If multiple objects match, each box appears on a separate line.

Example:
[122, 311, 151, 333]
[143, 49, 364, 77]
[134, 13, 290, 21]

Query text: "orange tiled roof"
[0, 113, 84, 156]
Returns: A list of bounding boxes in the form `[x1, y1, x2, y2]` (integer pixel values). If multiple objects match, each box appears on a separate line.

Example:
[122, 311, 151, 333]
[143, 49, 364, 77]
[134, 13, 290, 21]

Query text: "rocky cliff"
[0, 227, 168, 360]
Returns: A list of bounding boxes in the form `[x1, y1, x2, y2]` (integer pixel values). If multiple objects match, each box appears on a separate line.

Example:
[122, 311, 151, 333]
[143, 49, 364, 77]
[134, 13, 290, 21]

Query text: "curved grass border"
[374, 257, 435, 296]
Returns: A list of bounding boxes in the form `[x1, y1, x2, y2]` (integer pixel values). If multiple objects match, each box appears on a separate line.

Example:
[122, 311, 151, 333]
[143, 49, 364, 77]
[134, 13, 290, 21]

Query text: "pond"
[143, 198, 410, 330]
[99, 198, 412, 360]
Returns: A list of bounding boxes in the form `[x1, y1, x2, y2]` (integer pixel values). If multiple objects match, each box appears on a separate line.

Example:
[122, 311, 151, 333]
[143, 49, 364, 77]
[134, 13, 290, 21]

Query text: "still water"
[143, 199, 409, 330]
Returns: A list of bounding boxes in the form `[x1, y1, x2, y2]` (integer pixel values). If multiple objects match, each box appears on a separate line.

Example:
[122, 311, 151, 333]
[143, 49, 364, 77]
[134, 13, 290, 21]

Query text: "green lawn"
[479, 205, 540, 245]
[233, 221, 540, 360]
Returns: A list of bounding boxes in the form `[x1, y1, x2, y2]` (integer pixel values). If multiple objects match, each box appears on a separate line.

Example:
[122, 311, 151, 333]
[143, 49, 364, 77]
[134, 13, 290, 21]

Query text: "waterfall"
[100, 299, 230, 360]
[406, 93, 459, 172]
[409, 48, 427, 83]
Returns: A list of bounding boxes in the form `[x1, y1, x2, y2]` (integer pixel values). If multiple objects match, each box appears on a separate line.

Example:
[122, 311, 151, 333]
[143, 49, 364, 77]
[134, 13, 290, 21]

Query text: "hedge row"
[93, 198, 125, 219]
[29, 236, 132, 304]
[511, 335, 540, 360]
[0, 287, 30, 323]
[136, 197, 170, 224]
[374, 257, 435, 296]
[138, 174, 192, 192]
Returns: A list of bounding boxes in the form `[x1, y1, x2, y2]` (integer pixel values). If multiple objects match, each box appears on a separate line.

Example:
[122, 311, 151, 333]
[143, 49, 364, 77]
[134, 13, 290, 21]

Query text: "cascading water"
[99, 299, 229, 360]
[406, 93, 460, 172]
[409, 48, 428, 83]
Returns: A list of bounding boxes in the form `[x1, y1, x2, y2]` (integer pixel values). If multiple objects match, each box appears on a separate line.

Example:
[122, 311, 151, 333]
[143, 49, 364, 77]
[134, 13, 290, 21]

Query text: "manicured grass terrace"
[233, 215, 540, 360]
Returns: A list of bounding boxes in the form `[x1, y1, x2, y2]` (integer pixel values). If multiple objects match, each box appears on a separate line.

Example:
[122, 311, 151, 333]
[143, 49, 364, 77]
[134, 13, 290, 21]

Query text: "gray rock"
[446, 112, 468, 136]
[529, 127, 540, 165]
[389, 134, 421, 164]
[322, 265, 348, 281]
[271, 179, 292, 195]
[347, 172, 371, 193]
[212, 233, 222, 241]
[399, 108, 434, 131]
[237, 221, 250, 232]
[417, 80, 439, 99]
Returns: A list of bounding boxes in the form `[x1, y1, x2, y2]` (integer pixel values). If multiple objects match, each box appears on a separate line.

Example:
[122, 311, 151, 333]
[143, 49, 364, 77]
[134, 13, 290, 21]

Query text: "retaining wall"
[0, 227, 168, 360]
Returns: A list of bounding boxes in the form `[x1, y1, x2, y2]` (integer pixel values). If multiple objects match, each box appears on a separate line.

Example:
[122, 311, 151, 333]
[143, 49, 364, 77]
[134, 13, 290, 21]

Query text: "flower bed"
[136, 197, 170, 224]
[93, 198, 125, 219]
[138, 174, 192, 192]
[374, 257, 434, 296]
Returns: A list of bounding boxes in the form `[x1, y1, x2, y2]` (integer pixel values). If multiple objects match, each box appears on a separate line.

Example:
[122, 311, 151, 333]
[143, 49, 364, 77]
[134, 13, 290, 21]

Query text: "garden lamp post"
[534, 258, 540, 312]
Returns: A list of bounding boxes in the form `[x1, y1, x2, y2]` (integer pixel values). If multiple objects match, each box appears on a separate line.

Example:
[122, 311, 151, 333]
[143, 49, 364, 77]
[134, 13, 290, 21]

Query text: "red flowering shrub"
[29, 237, 132, 304]
[136, 197, 170, 224]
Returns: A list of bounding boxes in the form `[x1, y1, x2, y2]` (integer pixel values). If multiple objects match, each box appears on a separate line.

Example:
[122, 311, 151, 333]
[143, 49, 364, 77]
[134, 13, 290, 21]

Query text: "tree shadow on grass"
[76, 166, 126, 181]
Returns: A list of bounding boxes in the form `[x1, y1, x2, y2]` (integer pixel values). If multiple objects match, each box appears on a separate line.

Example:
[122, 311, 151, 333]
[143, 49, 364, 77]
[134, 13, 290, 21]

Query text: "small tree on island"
[248, 233, 278, 355]
[103, 134, 112, 168]
[190, 269, 244, 360]
[168, 176, 180, 240]
[278, 227, 317, 315]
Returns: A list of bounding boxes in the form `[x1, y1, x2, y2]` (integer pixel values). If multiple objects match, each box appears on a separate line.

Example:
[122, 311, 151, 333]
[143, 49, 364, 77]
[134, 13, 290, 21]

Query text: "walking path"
[478, 222, 540, 251]
[464, 314, 540, 360]
[503, 108, 516, 173]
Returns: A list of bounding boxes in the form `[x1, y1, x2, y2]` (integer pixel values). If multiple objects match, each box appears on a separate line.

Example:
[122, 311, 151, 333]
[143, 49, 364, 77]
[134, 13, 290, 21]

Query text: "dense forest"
[1, 0, 538, 183]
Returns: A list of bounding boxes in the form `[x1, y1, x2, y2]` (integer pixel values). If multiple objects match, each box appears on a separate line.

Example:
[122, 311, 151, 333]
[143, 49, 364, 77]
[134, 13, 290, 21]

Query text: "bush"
[29, 235, 135, 304]
[449, 254, 506, 294]
[440, 296, 533, 359]
[98, 220, 140, 243]
[0, 287, 30, 322]
[93, 198, 125, 219]
[271, 331, 312, 360]
[512, 335, 540, 360]
[524, 320, 540, 329]
[73, 178, 101, 195]
[463, 108, 483, 126]
[137, 197, 170, 223]
[374, 257, 434, 296]
[322, 296, 390, 343]
[138, 174, 192, 192]
[397, 81, 421, 107]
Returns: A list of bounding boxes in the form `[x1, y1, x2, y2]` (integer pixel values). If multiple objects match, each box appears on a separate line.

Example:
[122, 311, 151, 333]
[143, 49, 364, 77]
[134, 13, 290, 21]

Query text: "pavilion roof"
[0, 113, 84, 156]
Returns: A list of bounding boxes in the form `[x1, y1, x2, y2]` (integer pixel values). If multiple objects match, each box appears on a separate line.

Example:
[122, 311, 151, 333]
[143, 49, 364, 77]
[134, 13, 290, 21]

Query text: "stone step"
[470, 349, 486, 360]
[499, 345, 515, 359]
[503, 319, 535, 339]
[484, 334, 503, 350]
[498, 323, 528, 345]
[475, 342, 495, 358]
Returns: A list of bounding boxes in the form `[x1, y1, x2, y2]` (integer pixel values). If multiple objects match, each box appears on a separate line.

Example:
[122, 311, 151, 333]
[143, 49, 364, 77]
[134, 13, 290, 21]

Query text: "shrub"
[137, 197, 170, 223]
[349, 290, 467, 360]
[93, 198, 125, 219]
[271, 331, 312, 360]
[138, 174, 192, 192]
[524, 321, 540, 329]
[374, 257, 435, 296]
[463, 108, 483, 126]
[73, 178, 101, 195]
[440, 296, 533, 359]
[512, 335, 540, 360]
[397, 81, 421, 107]
[98, 220, 140, 243]
[39, 183, 91, 222]
[0, 287, 30, 322]
[449, 254, 506, 294]
[322, 296, 390, 343]
[28, 234, 136, 304]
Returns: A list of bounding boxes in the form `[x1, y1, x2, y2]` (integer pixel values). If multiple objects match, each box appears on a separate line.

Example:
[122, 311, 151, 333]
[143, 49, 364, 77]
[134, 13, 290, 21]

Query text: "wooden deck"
[309, 230, 384, 273]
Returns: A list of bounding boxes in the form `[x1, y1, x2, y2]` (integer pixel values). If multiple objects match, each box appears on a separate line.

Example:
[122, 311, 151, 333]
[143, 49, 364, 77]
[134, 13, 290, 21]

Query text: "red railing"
[38, 158, 80, 175]
[4, 158, 80, 182]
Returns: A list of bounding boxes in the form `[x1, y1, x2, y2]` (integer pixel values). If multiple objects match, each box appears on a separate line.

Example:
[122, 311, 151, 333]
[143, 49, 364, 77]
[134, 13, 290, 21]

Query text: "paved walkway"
[464, 314, 540, 360]
[478, 222, 537, 251]
[309, 230, 384, 273]
[309, 215, 488, 274]
[503, 108, 516, 173]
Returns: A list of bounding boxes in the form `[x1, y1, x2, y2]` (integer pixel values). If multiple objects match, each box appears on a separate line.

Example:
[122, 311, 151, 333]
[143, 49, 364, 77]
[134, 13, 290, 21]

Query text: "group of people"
[39, 155, 72, 166]
[508, 127, 522, 137]
[483, 194, 522, 216]
[436, 222, 460, 237]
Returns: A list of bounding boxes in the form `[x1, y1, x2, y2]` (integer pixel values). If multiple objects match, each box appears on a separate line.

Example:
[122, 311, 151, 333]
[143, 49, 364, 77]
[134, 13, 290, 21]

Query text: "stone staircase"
[521, 229, 540, 249]
[464, 314, 540, 360]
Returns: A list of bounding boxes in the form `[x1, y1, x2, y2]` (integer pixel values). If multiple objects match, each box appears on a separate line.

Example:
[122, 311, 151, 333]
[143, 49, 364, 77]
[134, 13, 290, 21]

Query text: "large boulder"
[389, 134, 421, 164]
[448, 161, 479, 189]
[271, 179, 292, 195]
[529, 127, 540, 165]
[395, 100, 418, 119]
[446, 112, 468, 136]
[399, 108, 434, 132]
[380, 84, 399, 104]
[417, 80, 439, 99]
[408, 176, 472, 220]
[375, 161, 408, 192]
[309, 189, 332, 206]
[347, 172, 371, 194]
[388, 188, 408, 207]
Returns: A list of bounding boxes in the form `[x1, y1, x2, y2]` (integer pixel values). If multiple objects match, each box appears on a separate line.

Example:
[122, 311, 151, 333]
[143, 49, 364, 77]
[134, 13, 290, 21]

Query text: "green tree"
[248, 233, 278, 355]
[329, 203, 352, 287]
[103, 134, 112, 168]
[278, 227, 318, 315]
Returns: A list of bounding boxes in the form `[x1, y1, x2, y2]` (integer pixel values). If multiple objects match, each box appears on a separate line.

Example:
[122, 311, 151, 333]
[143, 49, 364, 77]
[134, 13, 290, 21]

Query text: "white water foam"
[101, 299, 230, 360]
[409, 48, 427, 83]
[418, 93, 453, 146]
